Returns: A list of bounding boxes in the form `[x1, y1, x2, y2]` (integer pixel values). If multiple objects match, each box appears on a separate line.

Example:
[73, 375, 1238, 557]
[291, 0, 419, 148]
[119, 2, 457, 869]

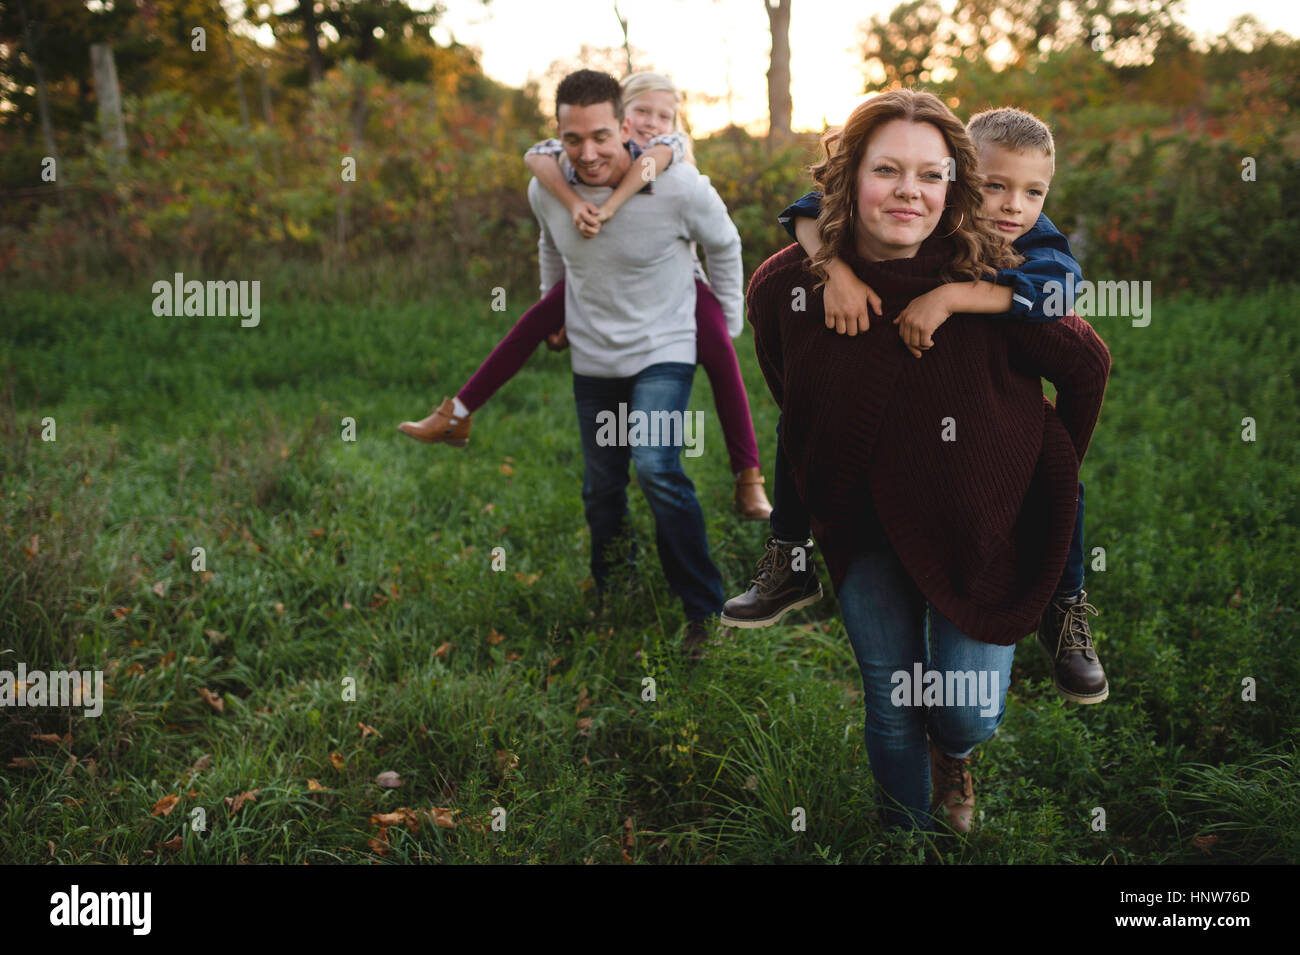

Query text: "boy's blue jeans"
[771, 413, 1088, 600]
[572, 362, 724, 622]
[838, 546, 1015, 831]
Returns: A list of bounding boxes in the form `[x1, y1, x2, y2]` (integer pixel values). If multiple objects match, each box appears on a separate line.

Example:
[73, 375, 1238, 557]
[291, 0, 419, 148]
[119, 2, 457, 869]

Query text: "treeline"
[0, 1, 1296, 295]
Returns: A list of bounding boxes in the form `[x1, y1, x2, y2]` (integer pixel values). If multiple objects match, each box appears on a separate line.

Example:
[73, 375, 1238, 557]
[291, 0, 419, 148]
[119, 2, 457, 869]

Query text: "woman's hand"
[893, 288, 953, 358]
[570, 200, 602, 238]
[824, 259, 882, 336]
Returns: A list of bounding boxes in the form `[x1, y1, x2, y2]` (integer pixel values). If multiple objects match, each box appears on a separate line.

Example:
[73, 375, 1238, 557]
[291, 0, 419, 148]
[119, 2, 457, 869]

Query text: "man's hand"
[570, 200, 601, 238]
[545, 324, 569, 351]
[893, 287, 952, 358]
[823, 259, 882, 336]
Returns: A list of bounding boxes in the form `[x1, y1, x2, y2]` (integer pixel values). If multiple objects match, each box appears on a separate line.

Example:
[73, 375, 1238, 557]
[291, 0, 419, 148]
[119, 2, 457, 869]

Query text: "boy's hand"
[545, 325, 569, 351]
[570, 200, 601, 238]
[824, 259, 882, 335]
[893, 288, 952, 358]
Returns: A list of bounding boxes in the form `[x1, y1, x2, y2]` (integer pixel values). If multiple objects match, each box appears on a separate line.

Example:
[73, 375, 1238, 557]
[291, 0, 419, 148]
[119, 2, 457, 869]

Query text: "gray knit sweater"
[527, 160, 743, 377]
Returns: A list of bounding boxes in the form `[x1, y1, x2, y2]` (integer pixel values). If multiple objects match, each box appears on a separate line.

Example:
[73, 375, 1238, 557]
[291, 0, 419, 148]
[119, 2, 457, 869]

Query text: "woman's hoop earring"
[938, 209, 965, 238]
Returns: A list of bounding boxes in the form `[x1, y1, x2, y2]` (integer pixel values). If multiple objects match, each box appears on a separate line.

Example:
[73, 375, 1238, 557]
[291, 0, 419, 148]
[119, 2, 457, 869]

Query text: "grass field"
[2, 267, 1297, 864]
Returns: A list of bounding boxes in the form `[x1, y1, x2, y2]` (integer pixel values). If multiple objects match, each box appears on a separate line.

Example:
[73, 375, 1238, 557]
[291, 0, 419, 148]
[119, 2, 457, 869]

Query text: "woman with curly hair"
[739, 89, 1111, 832]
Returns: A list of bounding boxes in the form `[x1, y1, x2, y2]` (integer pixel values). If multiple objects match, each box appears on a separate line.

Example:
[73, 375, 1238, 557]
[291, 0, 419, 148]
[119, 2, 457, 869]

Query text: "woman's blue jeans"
[837, 546, 1016, 831]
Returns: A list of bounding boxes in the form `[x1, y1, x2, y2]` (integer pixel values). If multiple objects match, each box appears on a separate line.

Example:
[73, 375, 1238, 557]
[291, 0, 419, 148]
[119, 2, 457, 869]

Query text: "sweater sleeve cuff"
[994, 268, 1040, 319]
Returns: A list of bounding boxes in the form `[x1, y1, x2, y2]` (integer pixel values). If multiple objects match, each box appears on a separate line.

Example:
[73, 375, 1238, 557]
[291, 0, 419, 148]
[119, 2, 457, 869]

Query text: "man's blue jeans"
[837, 546, 1015, 831]
[572, 362, 724, 621]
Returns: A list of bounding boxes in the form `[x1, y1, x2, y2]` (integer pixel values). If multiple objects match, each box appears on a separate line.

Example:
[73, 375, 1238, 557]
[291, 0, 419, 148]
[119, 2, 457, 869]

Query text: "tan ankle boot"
[398, 397, 471, 447]
[733, 468, 773, 521]
[929, 737, 975, 833]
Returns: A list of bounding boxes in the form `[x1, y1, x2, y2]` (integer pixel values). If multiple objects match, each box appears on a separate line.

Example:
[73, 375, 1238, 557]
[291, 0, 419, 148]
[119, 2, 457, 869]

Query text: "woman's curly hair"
[807, 88, 1022, 288]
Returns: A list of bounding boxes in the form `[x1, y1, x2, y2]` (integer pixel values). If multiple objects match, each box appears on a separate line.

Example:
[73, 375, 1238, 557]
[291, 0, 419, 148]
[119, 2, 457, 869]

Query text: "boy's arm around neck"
[995, 213, 1084, 322]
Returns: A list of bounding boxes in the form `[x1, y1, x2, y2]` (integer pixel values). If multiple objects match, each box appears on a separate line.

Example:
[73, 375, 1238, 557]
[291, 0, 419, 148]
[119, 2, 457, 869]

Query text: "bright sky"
[424, 0, 1300, 135]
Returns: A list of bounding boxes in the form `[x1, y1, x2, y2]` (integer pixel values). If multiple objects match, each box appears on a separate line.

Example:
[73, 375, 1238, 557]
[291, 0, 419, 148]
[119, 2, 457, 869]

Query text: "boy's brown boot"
[929, 738, 975, 834]
[733, 468, 773, 521]
[1036, 590, 1108, 704]
[720, 536, 821, 628]
[398, 397, 471, 447]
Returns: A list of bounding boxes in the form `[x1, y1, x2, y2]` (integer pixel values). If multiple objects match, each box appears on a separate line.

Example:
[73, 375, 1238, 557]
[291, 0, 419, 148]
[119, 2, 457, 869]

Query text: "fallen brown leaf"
[434, 641, 453, 658]
[191, 753, 212, 772]
[31, 733, 65, 745]
[307, 778, 326, 791]
[224, 789, 260, 816]
[152, 581, 166, 598]
[197, 687, 225, 713]
[151, 794, 180, 817]
[159, 836, 183, 852]
[430, 807, 458, 828]
[359, 722, 381, 739]
[329, 752, 345, 772]
[487, 628, 506, 645]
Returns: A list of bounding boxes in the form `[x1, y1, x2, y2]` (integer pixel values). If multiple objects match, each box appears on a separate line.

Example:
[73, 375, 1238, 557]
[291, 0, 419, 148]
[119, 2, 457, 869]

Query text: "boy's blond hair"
[967, 107, 1055, 175]
[620, 71, 695, 166]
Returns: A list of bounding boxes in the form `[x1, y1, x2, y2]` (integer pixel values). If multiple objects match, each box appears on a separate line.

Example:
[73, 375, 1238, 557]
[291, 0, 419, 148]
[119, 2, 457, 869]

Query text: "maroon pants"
[457, 279, 760, 473]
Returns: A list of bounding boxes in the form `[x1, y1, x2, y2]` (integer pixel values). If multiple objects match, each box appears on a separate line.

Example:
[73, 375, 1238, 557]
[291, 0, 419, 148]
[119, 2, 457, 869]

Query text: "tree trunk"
[300, 0, 324, 85]
[260, 63, 282, 180]
[221, 15, 251, 129]
[90, 44, 128, 169]
[764, 0, 793, 146]
[18, 0, 60, 170]
[614, 2, 633, 75]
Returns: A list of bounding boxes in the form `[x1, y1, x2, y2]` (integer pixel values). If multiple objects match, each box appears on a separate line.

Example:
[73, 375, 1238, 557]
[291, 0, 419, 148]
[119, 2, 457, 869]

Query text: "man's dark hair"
[555, 70, 623, 124]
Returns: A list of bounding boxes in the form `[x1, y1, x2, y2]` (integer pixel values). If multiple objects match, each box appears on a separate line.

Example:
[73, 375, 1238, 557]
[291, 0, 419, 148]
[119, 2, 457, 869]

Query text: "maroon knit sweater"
[749, 238, 1111, 645]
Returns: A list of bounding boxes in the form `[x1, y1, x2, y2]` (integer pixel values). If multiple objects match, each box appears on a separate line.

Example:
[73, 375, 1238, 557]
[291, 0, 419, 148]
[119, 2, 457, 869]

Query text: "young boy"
[721, 107, 1108, 704]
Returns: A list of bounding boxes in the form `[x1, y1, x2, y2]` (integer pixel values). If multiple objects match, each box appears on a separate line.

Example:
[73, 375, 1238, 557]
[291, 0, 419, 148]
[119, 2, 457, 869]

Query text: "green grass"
[2, 270, 1297, 864]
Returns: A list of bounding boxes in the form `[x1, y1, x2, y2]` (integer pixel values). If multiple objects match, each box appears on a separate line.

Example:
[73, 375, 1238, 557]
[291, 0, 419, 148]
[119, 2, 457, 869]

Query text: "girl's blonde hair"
[619, 71, 696, 166]
[808, 88, 1020, 288]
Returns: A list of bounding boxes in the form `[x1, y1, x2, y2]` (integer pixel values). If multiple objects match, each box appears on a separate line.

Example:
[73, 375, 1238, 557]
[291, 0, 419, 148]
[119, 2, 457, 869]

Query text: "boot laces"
[935, 749, 972, 797]
[750, 540, 791, 594]
[1060, 597, 1099, 651]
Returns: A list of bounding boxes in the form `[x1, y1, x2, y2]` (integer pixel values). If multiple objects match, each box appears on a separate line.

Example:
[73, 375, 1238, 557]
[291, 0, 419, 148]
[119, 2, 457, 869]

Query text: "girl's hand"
[545, 325, 569, 351]
[570, 200, 601, 238]
[893, 289, 952, 358]
[824, 260, 882, 335]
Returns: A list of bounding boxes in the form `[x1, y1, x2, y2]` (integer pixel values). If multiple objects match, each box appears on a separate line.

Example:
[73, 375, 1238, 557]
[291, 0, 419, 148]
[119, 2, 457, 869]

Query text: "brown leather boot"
[1036, 590, 1108, 703]
[398, 397, 471, 447]
[929, 738, 975, 834]
[733, 468, 773, 521]
[720, 536, 821, 628]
